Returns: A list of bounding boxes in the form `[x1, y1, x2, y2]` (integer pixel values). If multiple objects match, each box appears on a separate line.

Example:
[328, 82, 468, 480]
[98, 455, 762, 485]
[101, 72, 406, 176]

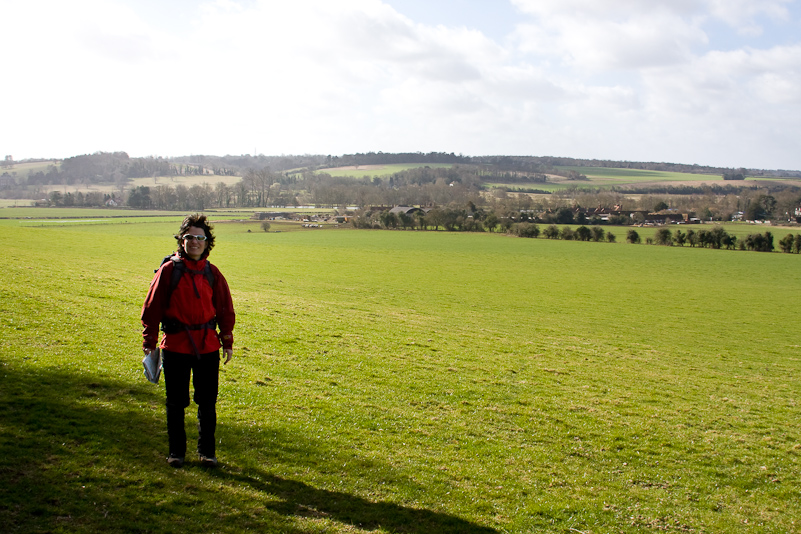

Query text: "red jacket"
[141, 255, 235, 355]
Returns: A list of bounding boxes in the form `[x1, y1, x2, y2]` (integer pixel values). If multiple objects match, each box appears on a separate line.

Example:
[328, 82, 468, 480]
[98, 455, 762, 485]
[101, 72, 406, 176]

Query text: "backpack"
[155, 254, 218, 358]
[156, 254, 216, 309]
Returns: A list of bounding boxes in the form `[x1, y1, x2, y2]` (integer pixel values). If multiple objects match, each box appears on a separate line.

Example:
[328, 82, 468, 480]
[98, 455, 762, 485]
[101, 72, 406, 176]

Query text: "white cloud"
[643, 44, 801, 110]
[509, 0, 795, 68]
[706, 0, 793, 34]
[512, 13, 707, 70]
[1, 0, 800, 168]
[627, 44, 801, 167]
[511, 0, 700, 18]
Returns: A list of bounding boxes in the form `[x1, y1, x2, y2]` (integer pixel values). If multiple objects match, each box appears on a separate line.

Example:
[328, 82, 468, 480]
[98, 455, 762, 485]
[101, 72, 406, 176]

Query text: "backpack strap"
[163, 256, 216, 308]
[164, 256, 185, 309]
[202, 262, 215, 290]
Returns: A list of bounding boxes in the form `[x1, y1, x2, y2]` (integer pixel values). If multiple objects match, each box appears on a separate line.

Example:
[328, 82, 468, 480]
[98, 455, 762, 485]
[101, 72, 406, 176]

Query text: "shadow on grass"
[210, 468, 498, 534]
[0, 362, 498, 534]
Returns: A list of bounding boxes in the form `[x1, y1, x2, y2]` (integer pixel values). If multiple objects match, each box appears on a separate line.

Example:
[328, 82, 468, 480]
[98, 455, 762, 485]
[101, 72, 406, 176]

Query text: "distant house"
[570, 206, 695, 225]
[572, 206, 648, 221]
[252, 211, 293, 220]
[646, 212, 686, 224]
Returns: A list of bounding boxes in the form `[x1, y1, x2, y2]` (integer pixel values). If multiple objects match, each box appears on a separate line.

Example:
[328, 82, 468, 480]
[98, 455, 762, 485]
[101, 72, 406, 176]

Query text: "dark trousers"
[162, 349, 220, 458]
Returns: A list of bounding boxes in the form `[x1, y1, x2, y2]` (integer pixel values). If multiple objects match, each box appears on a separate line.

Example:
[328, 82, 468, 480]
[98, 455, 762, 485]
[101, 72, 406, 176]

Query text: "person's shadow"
[1, 364, 499, 533]
[209, 467, 498, 534]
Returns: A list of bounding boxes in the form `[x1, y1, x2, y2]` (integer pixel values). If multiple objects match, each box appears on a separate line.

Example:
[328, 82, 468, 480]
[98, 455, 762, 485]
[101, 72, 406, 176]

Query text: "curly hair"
[175, 213, 215, 258]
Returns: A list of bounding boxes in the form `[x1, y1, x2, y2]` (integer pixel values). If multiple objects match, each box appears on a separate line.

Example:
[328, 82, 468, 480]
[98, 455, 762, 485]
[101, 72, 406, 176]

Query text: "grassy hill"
[498, 166, 801, 192]
[0, 160, 59, 175]
[1, 217, 800, 532]
[315, 162, 801, 192]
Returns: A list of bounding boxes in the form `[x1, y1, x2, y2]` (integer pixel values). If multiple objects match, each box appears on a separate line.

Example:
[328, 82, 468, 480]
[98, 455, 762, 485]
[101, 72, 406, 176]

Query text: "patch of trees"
[354, 208, 624, 244]
[614, 184, 759, 196]
[641, 226, 788, 252]
[24, 165, 62, 186]
[741, 232, 775, 252]
[127, 186, 152, 209]
[743, 194, 777, 221]
[352, 201, 800, 255]
[46, 190, 118, 207]
[24, 152, 174, 186]
[649, 227, 739, 249]
[60, 152, 171, 182]
[778, 233, 801, 253]
[505, 186, 552, 194]
[723, 169, 747, 180]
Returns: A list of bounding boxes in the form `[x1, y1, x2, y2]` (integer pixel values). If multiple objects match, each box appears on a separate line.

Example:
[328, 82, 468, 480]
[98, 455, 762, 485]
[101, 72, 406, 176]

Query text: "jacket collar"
[176, 251, 208, 269]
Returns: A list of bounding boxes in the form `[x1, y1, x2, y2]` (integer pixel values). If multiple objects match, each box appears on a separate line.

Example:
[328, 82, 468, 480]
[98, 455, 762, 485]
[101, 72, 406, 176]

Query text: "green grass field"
[484, 167, 727, 193]
[1, 215, 800, 533]
[0, 161, 59, 176]
[558, 166, 718, 183]
[0, 199, 36, 208]
[546, 166, 801, 191]
[511, 167, 718, 192]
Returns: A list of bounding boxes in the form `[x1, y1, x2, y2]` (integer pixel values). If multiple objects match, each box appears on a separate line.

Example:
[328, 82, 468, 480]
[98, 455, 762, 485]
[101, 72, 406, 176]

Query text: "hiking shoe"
[167, 455, 184, 468]
[199, 455, 218, 467]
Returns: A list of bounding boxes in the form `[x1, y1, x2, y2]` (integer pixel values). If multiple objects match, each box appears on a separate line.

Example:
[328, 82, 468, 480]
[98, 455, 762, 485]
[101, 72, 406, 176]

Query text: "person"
[141, 213, 235, 468]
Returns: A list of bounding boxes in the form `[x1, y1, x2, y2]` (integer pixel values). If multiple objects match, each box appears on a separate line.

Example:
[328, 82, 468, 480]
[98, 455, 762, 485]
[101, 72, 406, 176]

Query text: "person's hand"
[143, 348, 151, 356]
[223, 348, 233, 365]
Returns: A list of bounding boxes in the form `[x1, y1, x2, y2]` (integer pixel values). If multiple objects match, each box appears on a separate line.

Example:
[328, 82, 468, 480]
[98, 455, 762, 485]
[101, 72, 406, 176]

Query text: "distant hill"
[6, 151, 800, 184]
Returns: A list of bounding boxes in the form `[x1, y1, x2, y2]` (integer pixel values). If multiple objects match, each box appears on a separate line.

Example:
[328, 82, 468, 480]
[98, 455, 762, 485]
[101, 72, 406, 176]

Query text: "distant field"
[1, 218, 800, 533]
[513, 166, 801, 191]
[0, 160, 59, 176]
[0, 199, 35, 207]
[541, 167, 721, 191]
[0, 207, 252, 220]
[128, 174, 243, 188]
[30, 174, 244, 196]
[0, 206, 337, 220]
[559, 166, 719, 182]
[318, 163, 454, 178]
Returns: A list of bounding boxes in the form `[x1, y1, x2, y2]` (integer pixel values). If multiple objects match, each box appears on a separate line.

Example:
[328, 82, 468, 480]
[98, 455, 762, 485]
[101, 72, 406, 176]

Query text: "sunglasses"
[182, 234, 208, 242]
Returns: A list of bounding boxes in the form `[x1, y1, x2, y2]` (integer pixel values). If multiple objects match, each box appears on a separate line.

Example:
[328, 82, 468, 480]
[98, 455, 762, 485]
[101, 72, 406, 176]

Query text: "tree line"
[351, 204, 800, 254]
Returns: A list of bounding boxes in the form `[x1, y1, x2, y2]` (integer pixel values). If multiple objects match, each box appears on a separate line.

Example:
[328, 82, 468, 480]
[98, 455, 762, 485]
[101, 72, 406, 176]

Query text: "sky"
[2, 0, 801, 170]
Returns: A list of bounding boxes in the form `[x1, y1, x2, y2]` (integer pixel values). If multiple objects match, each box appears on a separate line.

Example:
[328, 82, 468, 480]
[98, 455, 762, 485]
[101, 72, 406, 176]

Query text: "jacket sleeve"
[141, 263, 171, 351]
[212, 266, 236, 350]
